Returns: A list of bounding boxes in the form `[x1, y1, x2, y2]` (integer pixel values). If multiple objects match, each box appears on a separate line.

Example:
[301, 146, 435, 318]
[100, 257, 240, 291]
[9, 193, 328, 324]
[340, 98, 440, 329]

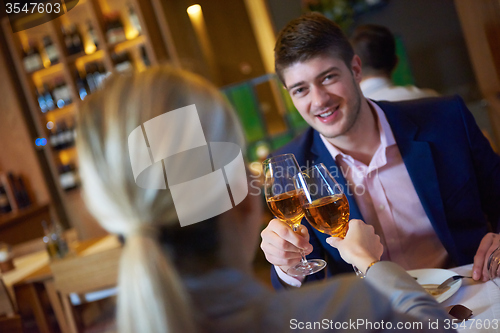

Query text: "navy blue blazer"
[270, 95, 500, 290]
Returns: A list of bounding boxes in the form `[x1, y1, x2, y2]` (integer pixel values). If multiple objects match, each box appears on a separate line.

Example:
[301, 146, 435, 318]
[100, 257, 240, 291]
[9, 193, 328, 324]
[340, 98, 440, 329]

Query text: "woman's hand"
[326, 219, 383, 274]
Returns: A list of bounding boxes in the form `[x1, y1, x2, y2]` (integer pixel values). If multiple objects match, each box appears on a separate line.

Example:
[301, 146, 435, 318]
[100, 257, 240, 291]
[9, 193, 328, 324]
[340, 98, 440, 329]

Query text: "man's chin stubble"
[321, 98, 361, 140]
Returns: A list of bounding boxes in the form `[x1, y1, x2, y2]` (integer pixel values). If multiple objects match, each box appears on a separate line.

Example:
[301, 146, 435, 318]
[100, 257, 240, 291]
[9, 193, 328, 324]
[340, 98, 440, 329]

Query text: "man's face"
[282, 54, 364, 139]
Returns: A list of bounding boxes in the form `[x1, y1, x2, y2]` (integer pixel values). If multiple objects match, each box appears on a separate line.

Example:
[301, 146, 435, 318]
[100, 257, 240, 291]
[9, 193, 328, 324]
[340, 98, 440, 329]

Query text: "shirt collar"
[319, 99, 396, 162]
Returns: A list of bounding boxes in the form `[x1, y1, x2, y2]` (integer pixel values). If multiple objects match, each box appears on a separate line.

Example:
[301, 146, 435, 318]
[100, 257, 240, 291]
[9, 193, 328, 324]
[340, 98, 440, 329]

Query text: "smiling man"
[260, 13, 500, 290]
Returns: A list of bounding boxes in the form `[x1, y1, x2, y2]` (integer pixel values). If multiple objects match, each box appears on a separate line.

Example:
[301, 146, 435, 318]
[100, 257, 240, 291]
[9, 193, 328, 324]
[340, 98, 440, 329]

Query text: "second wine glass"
[294, 163, 363, 277]
[263, 154, 327, 277]
[488, 246, 500, 289]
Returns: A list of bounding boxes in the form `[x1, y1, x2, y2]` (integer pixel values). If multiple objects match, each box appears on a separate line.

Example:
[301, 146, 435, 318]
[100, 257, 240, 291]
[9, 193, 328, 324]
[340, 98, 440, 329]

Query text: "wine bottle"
[113, 52, 133, 72]
[128, 4, 142, 35]
[141, 46, 150, 67]
[43, 83, 55, 111]
[52, 78, 72, 108]
[62, 25, 74, 55]
[87, 21, 99, 48]
[49, 127, 60, 150]
[17, 176, 32, 208]
[0, 174, 17, 211]
[75, 70, 88, 100]
[105, 13, 126, 44]
[23, 42, 43, 73]
[0, 184, 12, 214]
[59, 163, 78, 191]
[43, 36, 59, 65]
[37, 86, 48, 113]
[69, 24, 83, 54]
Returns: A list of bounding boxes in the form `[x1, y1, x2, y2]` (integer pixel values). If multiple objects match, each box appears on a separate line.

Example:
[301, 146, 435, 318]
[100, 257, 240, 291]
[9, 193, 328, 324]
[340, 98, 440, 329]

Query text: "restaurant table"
[0, 235, 121, 333]
[443, 264, 500, 333]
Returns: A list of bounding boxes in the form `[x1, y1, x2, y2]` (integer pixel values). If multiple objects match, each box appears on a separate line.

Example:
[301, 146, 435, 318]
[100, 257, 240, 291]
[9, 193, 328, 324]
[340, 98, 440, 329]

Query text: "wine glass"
[487, 246, 500, 288]
[294, 163, 363, 277]
[263, 154, 327, 277]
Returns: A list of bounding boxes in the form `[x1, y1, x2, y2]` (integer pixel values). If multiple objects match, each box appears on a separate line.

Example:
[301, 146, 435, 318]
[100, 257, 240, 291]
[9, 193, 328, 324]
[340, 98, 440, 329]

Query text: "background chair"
[0, 279, 23, 333]
[50, 247, 121, 333]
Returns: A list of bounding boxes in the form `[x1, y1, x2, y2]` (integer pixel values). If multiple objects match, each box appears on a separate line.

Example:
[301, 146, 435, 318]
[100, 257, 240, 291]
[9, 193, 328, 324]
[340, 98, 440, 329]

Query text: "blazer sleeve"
[459, 97, 500, 232]
[275, 262, 456, 332]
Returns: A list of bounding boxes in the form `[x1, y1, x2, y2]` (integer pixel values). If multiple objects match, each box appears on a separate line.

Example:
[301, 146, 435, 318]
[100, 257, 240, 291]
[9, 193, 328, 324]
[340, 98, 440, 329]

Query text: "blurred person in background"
[350, 24, 497, 153]
[261, 13, 500, 290]
[76, 66, 454, 332]
[350, 24, 439, 101]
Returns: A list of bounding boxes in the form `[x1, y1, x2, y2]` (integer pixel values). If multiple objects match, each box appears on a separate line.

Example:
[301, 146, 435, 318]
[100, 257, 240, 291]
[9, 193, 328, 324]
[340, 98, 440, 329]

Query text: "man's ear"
[351, 55, 363, 83]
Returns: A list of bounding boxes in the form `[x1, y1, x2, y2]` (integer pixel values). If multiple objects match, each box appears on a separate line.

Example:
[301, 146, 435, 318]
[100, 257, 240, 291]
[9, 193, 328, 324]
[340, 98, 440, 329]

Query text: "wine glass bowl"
[263, 154, 327, 277]
[294, 163, 363, 277]
[295, 164, 350, 238]
[487, 246, 500, 288]
[266, 191, 304, 230]
[302, 192, 350, 238]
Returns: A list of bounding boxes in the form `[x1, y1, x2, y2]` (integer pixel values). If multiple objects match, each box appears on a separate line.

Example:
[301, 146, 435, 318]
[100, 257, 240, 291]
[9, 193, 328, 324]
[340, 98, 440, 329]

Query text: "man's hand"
[260, 219, 313, 273]
[326, 219, 383, 274]
[472, 232, 500, 281]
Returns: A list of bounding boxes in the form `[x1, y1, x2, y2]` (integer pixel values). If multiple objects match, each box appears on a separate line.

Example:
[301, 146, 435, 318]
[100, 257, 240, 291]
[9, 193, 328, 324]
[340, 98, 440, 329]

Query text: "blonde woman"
[76, 67, 454, 333]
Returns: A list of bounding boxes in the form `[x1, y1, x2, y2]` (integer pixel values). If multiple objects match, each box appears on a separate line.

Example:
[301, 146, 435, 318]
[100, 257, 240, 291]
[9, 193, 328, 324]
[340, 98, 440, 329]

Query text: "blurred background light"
[187, 4, 201, 16]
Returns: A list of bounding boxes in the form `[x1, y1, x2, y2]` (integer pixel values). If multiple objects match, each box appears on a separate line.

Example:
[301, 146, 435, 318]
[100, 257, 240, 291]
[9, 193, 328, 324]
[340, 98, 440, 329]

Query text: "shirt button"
[379, 204, 385, 210]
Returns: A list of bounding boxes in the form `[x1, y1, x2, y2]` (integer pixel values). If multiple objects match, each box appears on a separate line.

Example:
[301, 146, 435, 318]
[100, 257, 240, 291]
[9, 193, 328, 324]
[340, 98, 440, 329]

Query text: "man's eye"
[293, 88, 305, 95]
[324, 74, 337, 82]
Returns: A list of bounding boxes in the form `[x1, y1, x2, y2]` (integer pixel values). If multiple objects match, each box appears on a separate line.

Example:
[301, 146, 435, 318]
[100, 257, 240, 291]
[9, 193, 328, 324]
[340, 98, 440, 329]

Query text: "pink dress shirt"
[276, 99, 448, 287]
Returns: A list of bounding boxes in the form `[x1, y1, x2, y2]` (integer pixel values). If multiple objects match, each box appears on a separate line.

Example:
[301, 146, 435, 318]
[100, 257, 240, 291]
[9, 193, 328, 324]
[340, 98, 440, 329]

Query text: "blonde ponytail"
[117, 234, 195, 333]
[76, 66, 245, 333]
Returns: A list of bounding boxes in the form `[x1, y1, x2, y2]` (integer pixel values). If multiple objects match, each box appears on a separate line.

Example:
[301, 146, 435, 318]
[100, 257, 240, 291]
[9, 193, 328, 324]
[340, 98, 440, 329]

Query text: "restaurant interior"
[0, 0, 499, 332]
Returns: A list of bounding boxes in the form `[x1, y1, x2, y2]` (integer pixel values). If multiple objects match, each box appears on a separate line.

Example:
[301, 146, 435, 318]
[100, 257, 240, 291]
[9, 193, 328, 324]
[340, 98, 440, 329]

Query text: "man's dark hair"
[274, 12, 355, 86]
[350, 24, 397, 77]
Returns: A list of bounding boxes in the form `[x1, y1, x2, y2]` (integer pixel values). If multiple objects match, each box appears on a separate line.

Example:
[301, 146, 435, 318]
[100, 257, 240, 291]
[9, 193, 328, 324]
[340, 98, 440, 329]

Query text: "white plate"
[407, 268, 462, 303]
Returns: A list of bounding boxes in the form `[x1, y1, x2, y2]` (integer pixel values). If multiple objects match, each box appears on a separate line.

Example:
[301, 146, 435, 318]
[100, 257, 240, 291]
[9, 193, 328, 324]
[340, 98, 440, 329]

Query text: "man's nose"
[311, 86, 330, 108]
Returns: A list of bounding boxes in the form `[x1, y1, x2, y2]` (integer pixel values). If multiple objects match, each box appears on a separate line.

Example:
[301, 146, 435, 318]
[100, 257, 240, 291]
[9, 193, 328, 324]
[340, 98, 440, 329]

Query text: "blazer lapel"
[310, 131, 364, 221]
[379, 102, 459, 260]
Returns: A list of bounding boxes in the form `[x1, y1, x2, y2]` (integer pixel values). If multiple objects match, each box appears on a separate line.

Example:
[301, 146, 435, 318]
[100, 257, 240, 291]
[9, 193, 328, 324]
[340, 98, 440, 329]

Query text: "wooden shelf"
[30, 62, 63, 77]
[0, 203, 51, 245]
[66, 51, 89, 63]
[111, 34, 145, 53]
[75, 49, 106, 74]
[43, 104, 76, 123]
[31, 63, 65, 87]
[0, 202, 49, 227]
[54, 145, 76, 153]
[57, 146, 78, 165]
[1, 0, 174, 234]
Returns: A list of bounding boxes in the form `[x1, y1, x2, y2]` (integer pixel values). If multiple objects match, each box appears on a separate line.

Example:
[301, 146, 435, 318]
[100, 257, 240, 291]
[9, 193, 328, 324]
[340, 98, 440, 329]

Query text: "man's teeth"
[319, 111, 333, 118]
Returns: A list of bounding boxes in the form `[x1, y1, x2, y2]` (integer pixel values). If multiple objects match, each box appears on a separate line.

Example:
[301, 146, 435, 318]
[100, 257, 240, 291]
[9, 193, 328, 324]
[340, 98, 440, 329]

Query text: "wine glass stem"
[292, 225, 308, 265]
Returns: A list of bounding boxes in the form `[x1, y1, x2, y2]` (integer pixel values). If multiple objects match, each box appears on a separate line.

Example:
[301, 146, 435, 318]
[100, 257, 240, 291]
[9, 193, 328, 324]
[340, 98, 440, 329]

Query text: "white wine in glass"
[294, 163, 363, 277]
[263, 154, 327, 277]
